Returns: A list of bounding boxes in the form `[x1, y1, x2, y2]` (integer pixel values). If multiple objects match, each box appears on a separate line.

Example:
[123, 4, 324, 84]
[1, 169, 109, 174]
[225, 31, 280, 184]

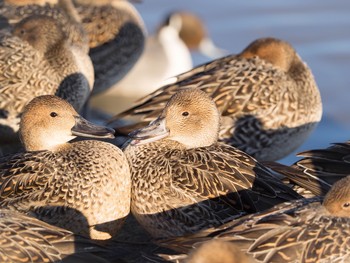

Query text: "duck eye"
[343, 202, 350, 208]
[50, 112, 58, 117]
[182, 111, 189, 117]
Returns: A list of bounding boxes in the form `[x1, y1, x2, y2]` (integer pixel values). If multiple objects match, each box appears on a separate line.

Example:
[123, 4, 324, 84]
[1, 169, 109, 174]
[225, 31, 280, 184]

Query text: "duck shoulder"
[74, 1, 145, 94]
[175, 143, 300, 210]
[0, 140, 126, 214]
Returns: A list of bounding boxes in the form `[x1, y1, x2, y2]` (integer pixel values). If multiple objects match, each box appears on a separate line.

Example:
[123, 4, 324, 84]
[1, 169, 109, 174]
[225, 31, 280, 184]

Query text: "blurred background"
[129, 0, 350, 165]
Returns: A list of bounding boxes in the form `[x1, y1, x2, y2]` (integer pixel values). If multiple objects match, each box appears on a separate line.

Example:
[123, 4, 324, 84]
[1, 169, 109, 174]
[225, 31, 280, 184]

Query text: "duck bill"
[72, 116, 115, 139]
[128, 117, 169, 146]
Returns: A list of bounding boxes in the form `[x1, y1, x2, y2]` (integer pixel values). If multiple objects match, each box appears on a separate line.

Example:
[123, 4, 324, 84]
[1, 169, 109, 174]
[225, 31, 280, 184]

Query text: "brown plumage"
[110, 37, 322, 161]
[0, 95, 131, 240]
[124, 88, 300, 239]
[0, 0, 143, 95]
[160, 176, 350, 263]
[264, 140, 350, 197]
[0, 0, 89, 52]
[0, 14, 93, 156]
[0, 208, 110, 263]
[73, 0, 146, 94]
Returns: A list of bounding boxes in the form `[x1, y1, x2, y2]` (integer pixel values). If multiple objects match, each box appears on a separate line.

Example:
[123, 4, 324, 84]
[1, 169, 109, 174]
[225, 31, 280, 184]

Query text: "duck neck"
[20, 129, 75, 152]
[158, 26, 192, 75]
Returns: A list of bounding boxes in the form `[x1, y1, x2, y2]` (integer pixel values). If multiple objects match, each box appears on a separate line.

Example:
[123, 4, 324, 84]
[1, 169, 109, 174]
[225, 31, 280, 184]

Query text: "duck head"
[129, 88, 220, 149]
[240, 37, 299, 73]
[323, 176, 350, 217]
[12, 15, 66, 55]
[159, 11, 226, 59]
[19, 95, 114, 151]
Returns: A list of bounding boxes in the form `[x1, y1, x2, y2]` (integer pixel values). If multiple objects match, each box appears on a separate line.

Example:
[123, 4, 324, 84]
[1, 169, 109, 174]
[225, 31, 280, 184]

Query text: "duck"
[0, 0, 143, 95]
[164, 240, 257, 263]
[0, 95, 131, 240]
[110, 37, 322, 161]
[0, 14, 94, 156]
[123, 88, 301, 239]
[0, 208, 109, 263]
[160, 175, 350, 263]
[90, 11, 226, 114]
[73, 0, 146, 95]
[264, 140, 350, 197]
[0, 0, 89, 53]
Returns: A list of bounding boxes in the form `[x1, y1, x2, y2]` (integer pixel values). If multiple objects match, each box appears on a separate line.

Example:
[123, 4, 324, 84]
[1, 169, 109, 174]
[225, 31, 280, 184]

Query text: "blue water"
[134, 0, 350, 164]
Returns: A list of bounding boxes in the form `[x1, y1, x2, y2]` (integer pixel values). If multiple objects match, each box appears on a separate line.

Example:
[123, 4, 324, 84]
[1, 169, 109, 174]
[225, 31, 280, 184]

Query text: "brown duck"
[160, 175, 350, 263]
[124, 88, 300, 239]
[111, 37, 322, 161]
[0, 95, 131, 240]
[0, 14, 93, 156]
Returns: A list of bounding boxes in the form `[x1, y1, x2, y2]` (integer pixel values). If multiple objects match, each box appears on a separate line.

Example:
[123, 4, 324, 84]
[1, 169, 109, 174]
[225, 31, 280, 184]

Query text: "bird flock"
[0, 1, 348, 263]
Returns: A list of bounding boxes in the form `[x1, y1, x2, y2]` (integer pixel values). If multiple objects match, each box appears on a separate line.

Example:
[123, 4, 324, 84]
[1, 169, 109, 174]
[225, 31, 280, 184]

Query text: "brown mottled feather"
[111, 38, 322, 161]
[0, 208, 109, 263]
[124, 88, 300, 239]
[73, 0, 146, 94]
[126, 141, 300, 239]
[0, 141, 131, 240]
[0, 15, 93, 154]
[160, 196, 350, 263]
[0, 96, 131, 240]
[264, 140, 350, 197]
[0, 0, 88, 51]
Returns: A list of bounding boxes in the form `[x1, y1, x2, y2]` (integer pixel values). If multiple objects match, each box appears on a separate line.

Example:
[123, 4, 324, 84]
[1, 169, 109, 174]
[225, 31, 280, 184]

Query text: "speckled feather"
[0, 31, 90, 144]
[0, 140, 130, 240]
[74, 0, 140, 48]
[74, 0, 145, 94]
[161, 197, 350, 263]
[0, 1, 88, 51]
[0, 208, 110, 263]
[112, 38, 322, 161]
[0, 0, 145, 95]
[265, 140, 350, 197]
[125, 139, 301, 238]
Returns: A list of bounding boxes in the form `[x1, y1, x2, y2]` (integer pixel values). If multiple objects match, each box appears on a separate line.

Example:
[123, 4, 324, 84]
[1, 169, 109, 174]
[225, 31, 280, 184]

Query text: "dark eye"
[50, 112, 58, 117]
[182, 111, 189, 117]
[343, 202, 350, 208]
